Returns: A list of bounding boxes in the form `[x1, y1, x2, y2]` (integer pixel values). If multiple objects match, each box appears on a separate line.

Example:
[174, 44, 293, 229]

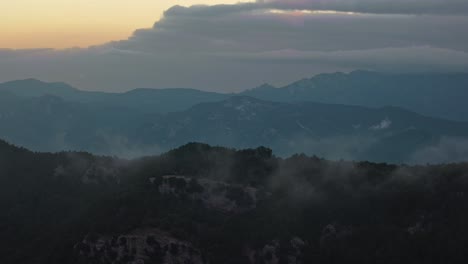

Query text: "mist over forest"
[2, 140, 468, 263]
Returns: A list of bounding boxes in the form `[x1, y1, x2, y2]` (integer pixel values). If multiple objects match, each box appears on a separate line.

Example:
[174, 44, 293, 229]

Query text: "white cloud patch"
[259, 0, 468, 15]
[370, 118, 392, 130]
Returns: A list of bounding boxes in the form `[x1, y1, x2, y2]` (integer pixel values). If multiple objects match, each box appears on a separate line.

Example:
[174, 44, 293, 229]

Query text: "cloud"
[280, 135, 377, 160]
[228, 46, 468, 73]
[119, 6, 468, 54]
[411, 137, 468, 164]
[162, 1, 468, 16]
[95, 131, 163, 159]
[1, 2, 467, 92]
[259, 0, 468, 15]
[370, 118, 392, 130]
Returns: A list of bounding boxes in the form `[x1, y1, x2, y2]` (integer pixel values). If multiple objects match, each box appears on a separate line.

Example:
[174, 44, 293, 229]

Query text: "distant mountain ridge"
[1, 91, 468, 163]
[2, 71, 468, 163]
[2, 71, 468, 121]
[0, 79, 229, 113]
[137, 96, 468, 163]
[241, 71, 468, 122]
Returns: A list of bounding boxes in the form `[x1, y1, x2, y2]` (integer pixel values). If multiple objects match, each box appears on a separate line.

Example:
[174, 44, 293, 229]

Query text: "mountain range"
[243, 71, 468, 122]
[2, 71, 468, 121]
[0, 78, 228, 113]
[1, 71, 468, 163]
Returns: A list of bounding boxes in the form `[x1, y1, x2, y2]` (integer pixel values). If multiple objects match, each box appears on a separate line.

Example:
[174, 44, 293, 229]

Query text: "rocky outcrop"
[75, 229, 206, 264]
[153, 175, 267, 213]
[245, 237, 306, 264]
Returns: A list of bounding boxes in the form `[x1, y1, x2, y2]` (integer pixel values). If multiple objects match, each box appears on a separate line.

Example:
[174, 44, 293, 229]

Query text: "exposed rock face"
[319, 223, 353, 249]
[407, 215, 432, 235]
[154, 175, 265, 213]
[245, 237, 306, 264]
[75, 229, 206, 264]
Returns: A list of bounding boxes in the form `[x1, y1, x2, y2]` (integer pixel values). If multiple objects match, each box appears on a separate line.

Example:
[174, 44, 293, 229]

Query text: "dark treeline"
[1, 140, 468, 263]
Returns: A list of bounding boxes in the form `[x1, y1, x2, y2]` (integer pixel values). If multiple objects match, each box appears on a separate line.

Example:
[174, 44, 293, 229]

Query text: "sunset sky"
[1, 0, 467, 92]
[1, 0, 252, 49]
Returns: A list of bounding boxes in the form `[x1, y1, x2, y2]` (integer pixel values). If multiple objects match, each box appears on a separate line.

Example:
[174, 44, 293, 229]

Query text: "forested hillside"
[2, 140, 468, 263]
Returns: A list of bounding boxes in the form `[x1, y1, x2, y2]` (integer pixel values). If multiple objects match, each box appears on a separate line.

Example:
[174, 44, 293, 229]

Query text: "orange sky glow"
[1, 0, 252, 49]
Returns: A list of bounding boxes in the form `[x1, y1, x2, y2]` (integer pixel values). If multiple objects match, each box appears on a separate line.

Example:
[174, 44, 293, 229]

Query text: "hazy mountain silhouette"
[1, 90, 468, 163]
[137, 96, 468, 163]
[242, 71, 468, 122]
[2, 71, 468, 121]
[0, 79, 228, 113]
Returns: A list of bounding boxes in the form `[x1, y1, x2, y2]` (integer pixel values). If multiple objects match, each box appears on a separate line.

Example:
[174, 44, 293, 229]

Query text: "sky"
[1, 0, 251, 49]
[1, 0, 468, 92]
